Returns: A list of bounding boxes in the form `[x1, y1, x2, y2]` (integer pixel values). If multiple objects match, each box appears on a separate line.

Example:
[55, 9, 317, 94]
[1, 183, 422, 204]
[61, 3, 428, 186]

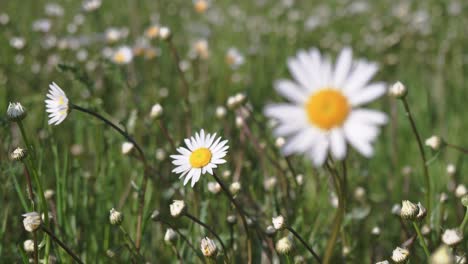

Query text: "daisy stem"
[158, 119, 176, 150]
[17, 120, 34, 159]
[166, 38, 192, 137]
[185, 213, 228, 261]
[460, 207, 468, 231]
[119, 225, 145, 262]
[71, 104, 149, 251]
[401, 99, 432, 215]
[212, 172, 253, 264]
[41, 225, 83, 264]
[170, 244, 183, 264]
[32, 231, 39, 264]
[445, 142, 468, 155]
[286, 226, 322, 263]
[411, 222, 430, 258]
[323, 161, 345, 264]
[22, 163, 36, 210]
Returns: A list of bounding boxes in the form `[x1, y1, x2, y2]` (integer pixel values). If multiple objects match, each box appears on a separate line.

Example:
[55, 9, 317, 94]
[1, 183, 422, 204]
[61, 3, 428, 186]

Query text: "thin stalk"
[446, 143, 468, 155]
[411, 222, 430, 258]
[32, 231, 39, 264]
[41, 226, 83, 264]
[72, 104, 149, 251]
[158, 119, 176, 150]
[459, 207, 468, 231]
[22, 164, 35, 210]
[212, 172, 253, 264]
[286, 226, 321, 263]
[119, 226, 145, 261]
[401, 99, 432, 214]
[185, 213, 228, 260]
[18, 121, 34, 159]
[171, 244, 183, 264]
[323, 162, 345, 264]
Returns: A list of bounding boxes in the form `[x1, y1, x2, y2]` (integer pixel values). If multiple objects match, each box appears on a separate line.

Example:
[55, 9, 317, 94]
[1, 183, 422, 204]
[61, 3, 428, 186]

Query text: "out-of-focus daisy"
[194, 0, 209, 13]
[225, 47, 245, 69]
[191, 39, 209, 59]
[171, 130, 228, 187]
[82, 0, 102, 12]
[144, 24, 160, 39]
[264, 47, 387, 165]
[45, 82, 69, 125]
[111, 46, 133, 65]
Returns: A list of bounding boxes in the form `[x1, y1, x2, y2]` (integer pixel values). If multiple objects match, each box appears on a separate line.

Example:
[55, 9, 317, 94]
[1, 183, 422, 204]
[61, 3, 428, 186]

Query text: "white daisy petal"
[349, 109, 388, 125]
[264, 104, 306, 121]
[311, 138, 329, 166]
[287, 56, 311, 90]
[45, 82, 69, 126]
[330, 128, 346, 160]
[191, 169, 202, 187]
[349, 82, 386, 106]
[274, 79, 308, 103]
[332, 47, 353, 88]
[344, 61, 378, 94]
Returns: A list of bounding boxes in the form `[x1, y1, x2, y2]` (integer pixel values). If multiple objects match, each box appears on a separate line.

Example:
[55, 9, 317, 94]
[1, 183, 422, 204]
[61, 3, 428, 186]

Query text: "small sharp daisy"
[264, 47, 387, 166]
[171, 129, 228, 187]
[45, 82, 69, 125]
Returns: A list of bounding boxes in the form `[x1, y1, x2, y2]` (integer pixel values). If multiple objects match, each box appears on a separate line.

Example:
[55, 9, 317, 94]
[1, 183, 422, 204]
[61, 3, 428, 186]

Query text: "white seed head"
[446, 164, 456, 175]
[272, 215, 285, 230]
[170, 200, 186, 218]
[7, 102, 27, 121]
[389, 81, 407, 99]
[455, 184, 467, 198]
[150, 103, 163, 119]
[109, 208, 123, 225]
[159, 27, 171, 40]
[226, 215, 237, 225]
[430, 245, 454, 264]
[164, 228, 178, 244]
[155, 148, 166, 161]
[275, 137, 285, 148]
[391, 247, 410, 263]
[10, 147, 27, 161]
[441, 228, 463, 247]
[425, 135, 442, 151]
[371, 226, 381, 236]
[215, 106, 227, 119]
[229, 181, 241, 195]
[400, 200, 419, 220]
[23, 239, 35, 253]
[275, 236, 293, 254]
[22, 212, 41, 232]
[121, 142, 134, 155]
[207, 181, 221, 194]
[200, 237, 217, 257]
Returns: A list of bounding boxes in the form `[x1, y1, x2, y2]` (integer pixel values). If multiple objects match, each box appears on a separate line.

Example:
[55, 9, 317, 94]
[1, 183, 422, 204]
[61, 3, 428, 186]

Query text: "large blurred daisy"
[264, 47, 387, 166]
[171, 130, 228, 187]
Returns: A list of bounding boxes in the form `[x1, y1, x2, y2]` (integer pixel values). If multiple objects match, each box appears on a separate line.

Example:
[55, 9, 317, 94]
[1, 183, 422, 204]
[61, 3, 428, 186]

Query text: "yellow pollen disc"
[195, 1, 208, 13]
[114, 52, 125, 63]
[305, 89, 350, 130]
[189, 148, 212, 168]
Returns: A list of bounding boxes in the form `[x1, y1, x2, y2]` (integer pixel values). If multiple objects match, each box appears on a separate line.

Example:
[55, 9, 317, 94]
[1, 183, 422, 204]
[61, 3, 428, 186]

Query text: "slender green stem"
[119, 226, 145, 261]
[446, 142, 468, 155]
[171, 244, 183, 264]
[18, 121, 33, 158]
[41, 226, 83, 264]
[72, 104, 149, 251]
[286, 226, 321, 263]
[212, 172, 252, 264]
[459, 208, 468, 231]
[32, 231, 39, 264]
[185, 213, 228, 261]
[411, 222, 430, 258]
[401, 99, 432, 214]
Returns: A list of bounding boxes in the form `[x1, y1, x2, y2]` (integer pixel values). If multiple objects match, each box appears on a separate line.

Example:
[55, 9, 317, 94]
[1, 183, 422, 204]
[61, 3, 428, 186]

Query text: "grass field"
[1, 0, 468, 263]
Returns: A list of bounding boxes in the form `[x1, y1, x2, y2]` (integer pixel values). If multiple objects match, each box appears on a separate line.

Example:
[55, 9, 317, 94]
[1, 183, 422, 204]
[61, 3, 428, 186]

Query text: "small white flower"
[45, 82, 69, 126]
[425, 135, 442, 151]
[10, 147, 27, 161]
[455, 184, 467, 198]
[23, 239, 35, 253]
[371, 226, 381, 236]
[200, 237, 217, 257]
[7, 102, 27, 121]
[171, 130, 228, 187]
[159, 27, 171, 40]
[275, 236, 293, 254]
[400, 200, 419, 221]
[207, 181, 221, 194]
[82, 0, 102, 12]
[272, 215, 285, 230]
[215, 106, 227, 119]
[229, 181, 241, 195]
[150, 103, 163, 119]
[225, 47, 245, 69]
[389, 81, 407, 98]
[121, 142, 134, 155]
[145, 24, 160, 39]
[391, 247, 410, 263]
[164, 228, 178, 244]
[109, 208, 123, 225]
[170, 200, 186, 218]
[264, 47, 387, 166]
[441, 228, 463, 247]
[22, 212, 41, 232]
[112, 46, 133, 65]
[446, 164, 456, 175]
[155, 148, 166, 161]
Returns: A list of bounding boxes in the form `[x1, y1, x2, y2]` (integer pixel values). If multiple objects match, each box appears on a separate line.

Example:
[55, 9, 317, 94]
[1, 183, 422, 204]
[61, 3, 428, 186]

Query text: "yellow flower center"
[114, 52, 126, 63]
[189, 148, 212, 168]
[305, 89, 350, 130]
[195, 1, 208, 13]
[145, 27, 159, 38]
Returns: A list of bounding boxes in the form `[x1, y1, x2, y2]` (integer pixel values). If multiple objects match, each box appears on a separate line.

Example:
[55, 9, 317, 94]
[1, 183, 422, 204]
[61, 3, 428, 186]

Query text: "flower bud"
[23, 239, 35, 253]
[272, 215, 285, 230]
[10, 147, 27, 161]
[149, 103, 163, 119]
[389, 81, 407, 99]
[425, 135, 443, 151]
[22, 212, 41, 232]
[391, 247, 410, 263]
[229, 181, 241, 195]
[265, 225, 276, 237]
[164, 228, 178, 244]
[400, 200, 419, 221]
[207, 181, 221, 194]
[430, 245, 454, 264]
[151, 210, 161, 222]
[371, 226, 381, 236]
[455, 184, 467, 198]
[7, 102, 27, 122]
[109, 208, 123, 225]
[275, 236, 293, 255]
[226, 215, 237, 225]
[159, 27, 171, 40]
[441, 228, 463, 247]
[170, 200, 186, 218]
[200, 237, 217, 258]
[461, 194, 468, 207]
[121, 142, 134, 155]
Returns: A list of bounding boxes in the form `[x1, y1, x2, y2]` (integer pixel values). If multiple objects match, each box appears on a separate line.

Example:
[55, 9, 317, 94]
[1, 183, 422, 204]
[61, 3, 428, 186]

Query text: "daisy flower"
[111, 46, 133, 65]
[171, 130, 228, 187]
[264, 47, 387, 166]
[45, 82, 69, 125]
